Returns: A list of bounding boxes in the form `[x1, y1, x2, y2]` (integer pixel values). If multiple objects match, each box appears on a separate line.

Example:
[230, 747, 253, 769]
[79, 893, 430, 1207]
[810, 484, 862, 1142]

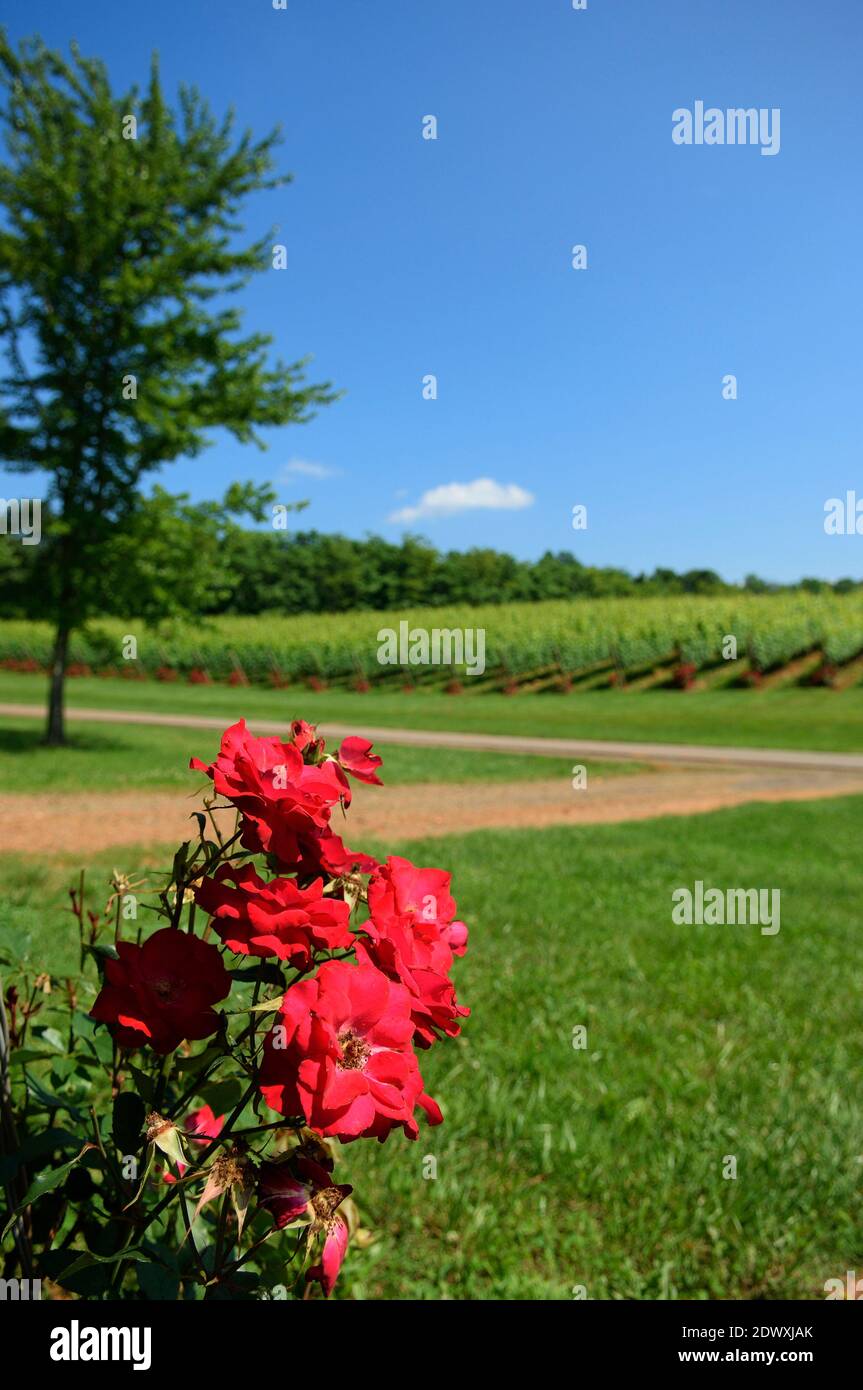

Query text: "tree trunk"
[45, 621, 70, 746]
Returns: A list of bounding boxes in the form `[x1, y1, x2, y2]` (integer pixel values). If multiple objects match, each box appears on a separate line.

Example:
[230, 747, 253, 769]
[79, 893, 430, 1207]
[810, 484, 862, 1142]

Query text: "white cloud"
[388, 477, 534, 524]
[279, 458, 340, 481]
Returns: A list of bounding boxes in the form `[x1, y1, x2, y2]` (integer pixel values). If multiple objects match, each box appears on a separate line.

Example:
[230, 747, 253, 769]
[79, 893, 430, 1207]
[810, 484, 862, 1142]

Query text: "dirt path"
[3, 764, 863, 856]
[2, 701, 862, 772]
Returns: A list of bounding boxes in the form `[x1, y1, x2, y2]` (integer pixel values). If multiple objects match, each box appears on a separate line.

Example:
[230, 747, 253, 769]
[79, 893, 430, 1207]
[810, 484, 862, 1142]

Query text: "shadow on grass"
[0, 726, 136, 757]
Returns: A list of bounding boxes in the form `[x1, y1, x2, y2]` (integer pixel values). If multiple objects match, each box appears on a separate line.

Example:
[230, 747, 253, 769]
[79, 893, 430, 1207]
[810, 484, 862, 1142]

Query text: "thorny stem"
[167, 830, 244, 931]
[214, 1225, 290, 1281]
[153, 1054, 172, 1112]
[168, 1053, 225, 1121]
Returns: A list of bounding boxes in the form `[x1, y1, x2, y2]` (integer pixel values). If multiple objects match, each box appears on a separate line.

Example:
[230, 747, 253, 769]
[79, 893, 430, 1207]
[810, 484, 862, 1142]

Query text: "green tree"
[743, 573, 772, 594]
[0, 33, 335, 742]
[94, 482, 293, 623]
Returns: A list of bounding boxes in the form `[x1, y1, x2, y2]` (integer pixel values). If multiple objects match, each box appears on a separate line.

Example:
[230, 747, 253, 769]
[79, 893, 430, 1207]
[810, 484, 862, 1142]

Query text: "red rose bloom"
[290, 720, 326, 758]
[258, 1152, 350, 1230]
[191, 720, 374, 878]
[259, 960, 443, 1142]
[194, 863, 354, 964]
[368, 854, 469, 956]
[258, 1153, 352, 1297]
[90, 928, 230, 1054]
[337, 736, 383, 786]
[359, 856, 470, 1047]
[356, 930, 469, 1048]
[308, 826, 378, 880]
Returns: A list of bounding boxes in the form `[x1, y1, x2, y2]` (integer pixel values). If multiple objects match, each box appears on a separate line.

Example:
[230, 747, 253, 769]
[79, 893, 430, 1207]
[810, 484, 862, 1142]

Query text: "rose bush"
[0, 719, 468, 1299]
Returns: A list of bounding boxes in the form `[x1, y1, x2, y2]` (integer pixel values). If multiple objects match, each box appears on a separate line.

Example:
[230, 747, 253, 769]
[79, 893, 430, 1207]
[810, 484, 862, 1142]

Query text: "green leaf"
[84, 942, 120, 965]
[128, 1063, 156, 1105]
[82, 1027, 115, 1064]
[23, 1070, 87, 1119]
[201, 1078, 245, 1113]
[59, 1245, 149, 1278]
[224, 995, 283, 1017]
[137, 1260, 181, 1301]
[1, 1144, 94, 1238]
[112, 1092, 146, 1155]
[174, 1045, 223, 1073]
[49, 1058, 77, 1083]
[39, 1249, 120, 1298]
[9, 1048, 53, 1066]
[34, 1026, 66, 1054]
[0, 1126, 83, 1184]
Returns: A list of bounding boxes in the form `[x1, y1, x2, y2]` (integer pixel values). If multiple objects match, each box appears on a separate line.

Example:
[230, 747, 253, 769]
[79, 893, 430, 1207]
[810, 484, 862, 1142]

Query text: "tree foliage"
[0, 30, 335, 738]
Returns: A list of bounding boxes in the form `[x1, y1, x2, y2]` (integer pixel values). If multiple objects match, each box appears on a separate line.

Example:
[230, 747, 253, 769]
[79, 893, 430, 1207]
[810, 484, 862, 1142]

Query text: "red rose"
[336, 736, 383, 786]
[259, 960, 442, 1142]
[290, 719, 325, 758]
[309, 826, 378, 879]
[307, 1202, 350, 1298]
[90, 928, 230, 1054]
[194, 863, 354, 964]
[257, 1153, 352, 1296]
[258, 1153, 350, 1229]
[191, 720, 374, 877]
[368, 854, 469, 956]
[358, 856, 470, 1046]
[356, 929, 469, 1048]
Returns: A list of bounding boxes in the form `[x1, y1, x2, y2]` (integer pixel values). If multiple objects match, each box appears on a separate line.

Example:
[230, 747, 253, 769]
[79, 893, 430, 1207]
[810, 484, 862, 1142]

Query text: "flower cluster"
[89, 717, 468, 1297]
[189, 718, 378, 877]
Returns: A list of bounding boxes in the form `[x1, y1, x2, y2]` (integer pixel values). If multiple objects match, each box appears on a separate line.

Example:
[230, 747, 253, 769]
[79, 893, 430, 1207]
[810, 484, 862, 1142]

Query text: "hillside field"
[2, 592, 863, 693]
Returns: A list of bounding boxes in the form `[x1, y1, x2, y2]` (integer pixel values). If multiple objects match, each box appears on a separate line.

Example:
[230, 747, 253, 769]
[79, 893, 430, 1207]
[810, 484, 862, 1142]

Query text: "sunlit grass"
[1, 795, 859, 1298]
[1, 671, 862, 752]
[0, 715, 642, 793]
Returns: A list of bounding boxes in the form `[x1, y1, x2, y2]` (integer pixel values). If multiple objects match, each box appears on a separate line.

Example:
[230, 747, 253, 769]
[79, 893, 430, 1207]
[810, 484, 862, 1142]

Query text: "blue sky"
[4, 0, 862, 582]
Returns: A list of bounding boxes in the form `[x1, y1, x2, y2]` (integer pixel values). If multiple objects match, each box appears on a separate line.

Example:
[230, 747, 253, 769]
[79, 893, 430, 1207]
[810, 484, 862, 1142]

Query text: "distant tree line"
[2, 519, 859, 619]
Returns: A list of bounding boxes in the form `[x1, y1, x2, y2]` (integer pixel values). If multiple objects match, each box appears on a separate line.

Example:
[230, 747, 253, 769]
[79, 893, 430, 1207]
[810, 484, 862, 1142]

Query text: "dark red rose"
[90, 928, 230, 1054]
[257, 1153, 352, 1297]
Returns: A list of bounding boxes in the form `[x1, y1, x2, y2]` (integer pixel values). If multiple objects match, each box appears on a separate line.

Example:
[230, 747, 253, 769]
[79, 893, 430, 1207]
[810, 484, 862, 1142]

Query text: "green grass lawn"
[0, 716, 644, 792]
[1, 796, 860, 1299]
[1, 670, 861, 752]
